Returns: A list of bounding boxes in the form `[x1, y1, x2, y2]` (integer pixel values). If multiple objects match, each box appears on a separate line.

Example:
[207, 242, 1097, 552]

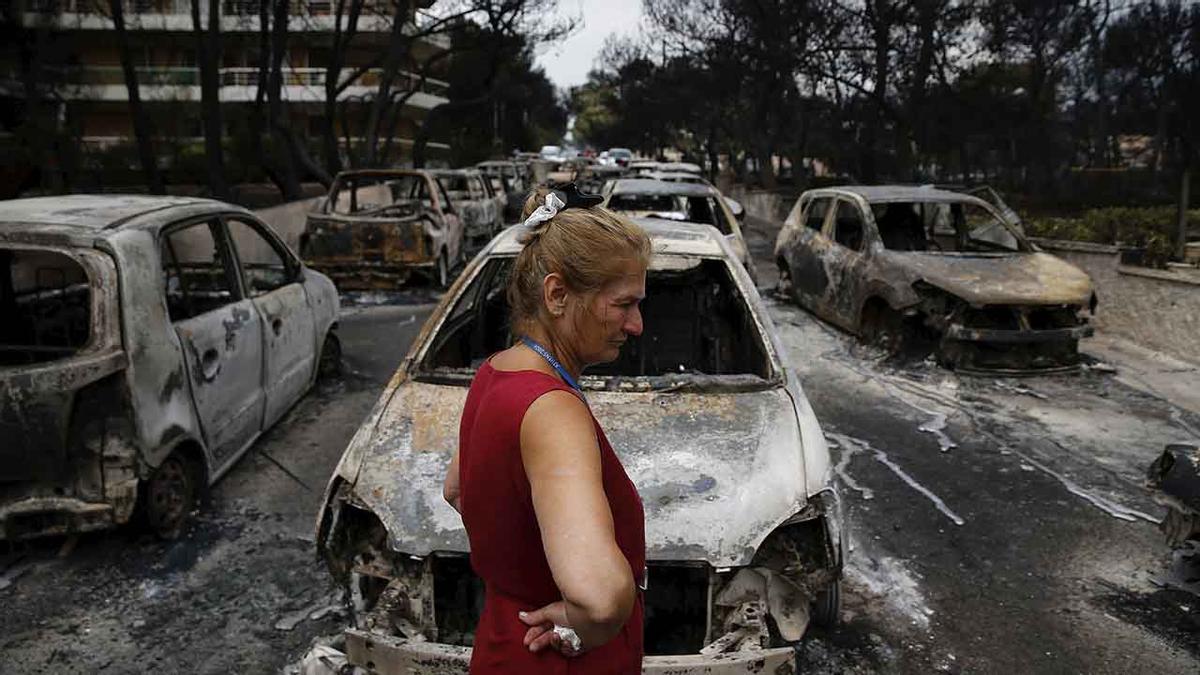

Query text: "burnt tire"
[140, 453, 197, 541]
[811, 578, 842, 627]
[776, 260, 793, 298]
[860, 302, 907, 354]
[318, 331, 342, 379]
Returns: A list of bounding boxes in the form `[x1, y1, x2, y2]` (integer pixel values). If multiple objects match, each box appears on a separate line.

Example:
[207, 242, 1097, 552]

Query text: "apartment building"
[8, 0, 452, 163]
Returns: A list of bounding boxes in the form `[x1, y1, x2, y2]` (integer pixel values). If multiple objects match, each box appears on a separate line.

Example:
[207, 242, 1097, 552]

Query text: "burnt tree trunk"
[191, 0, 230, 199]
[267, 0, 302, 199]
[110, 0, 164, 194]
[361, 0, 413, 166]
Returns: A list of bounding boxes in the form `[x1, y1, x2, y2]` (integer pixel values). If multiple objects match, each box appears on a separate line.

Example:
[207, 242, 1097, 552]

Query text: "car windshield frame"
[409, 252, 782, 392]
[866, 197, 1032, 253]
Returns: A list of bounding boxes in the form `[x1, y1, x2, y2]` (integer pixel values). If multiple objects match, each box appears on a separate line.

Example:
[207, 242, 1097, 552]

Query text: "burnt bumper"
[939, 323, 1093, 374]
[944, 323, 1094, 344]
[0, 496, 119, 541]
[343, 629, 796, 675]
[303, 261, 436, 290]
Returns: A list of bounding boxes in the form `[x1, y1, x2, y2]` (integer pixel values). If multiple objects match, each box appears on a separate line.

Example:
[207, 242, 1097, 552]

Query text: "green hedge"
[1025, 206, 1192, 265]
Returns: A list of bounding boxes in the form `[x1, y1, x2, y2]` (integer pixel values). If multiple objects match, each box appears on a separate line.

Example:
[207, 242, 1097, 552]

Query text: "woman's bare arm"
[519, 390, 636, 650]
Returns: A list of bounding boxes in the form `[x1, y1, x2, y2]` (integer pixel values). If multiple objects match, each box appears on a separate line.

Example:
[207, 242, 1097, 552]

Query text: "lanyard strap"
[520, 336, 583, 394]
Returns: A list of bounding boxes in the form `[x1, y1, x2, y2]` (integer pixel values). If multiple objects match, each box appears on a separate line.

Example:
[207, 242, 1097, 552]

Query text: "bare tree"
[108, 0, 165, 194]
[190, 0, 231, 199]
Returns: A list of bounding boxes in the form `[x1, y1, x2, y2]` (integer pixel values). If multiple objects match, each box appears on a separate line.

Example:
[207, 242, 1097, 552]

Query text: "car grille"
[430, 555, 713, 655]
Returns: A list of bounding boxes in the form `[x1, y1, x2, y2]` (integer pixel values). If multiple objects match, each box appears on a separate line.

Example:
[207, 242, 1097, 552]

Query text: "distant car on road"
[315, 219, 842, 674]
[430, 169, 505, 251]
[538, 144, 564, 164]
[301, 169, 465, 289]
[601, 178, 757, 281]
[774, 185, 1097, 373]
[0, 195, 340, 541]
[607, 146, 634, 167]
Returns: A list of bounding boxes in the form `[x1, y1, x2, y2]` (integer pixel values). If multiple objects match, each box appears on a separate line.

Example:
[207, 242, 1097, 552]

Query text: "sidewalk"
[1084, 333, 1200, 419]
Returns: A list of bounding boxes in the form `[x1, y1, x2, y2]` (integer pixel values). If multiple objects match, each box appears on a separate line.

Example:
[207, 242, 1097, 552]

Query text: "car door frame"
[220, 212, 319, 430]
[781, 193, 837, 314]
[429, 175, 464, 264]
[160, 214, 267, 477]
[821, 195, 876, 330]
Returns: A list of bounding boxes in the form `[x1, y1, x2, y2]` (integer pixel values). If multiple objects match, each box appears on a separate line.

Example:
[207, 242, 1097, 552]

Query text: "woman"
[444, 184, 651, 673]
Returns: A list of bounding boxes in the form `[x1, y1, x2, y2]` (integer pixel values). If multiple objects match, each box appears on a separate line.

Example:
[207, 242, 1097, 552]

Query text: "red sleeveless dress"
[458, 361, 646, 674]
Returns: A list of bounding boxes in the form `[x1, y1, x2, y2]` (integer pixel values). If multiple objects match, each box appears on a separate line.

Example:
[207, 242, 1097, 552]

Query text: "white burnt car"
[0, 195, 339, 541]
[315, 220, 842, 674]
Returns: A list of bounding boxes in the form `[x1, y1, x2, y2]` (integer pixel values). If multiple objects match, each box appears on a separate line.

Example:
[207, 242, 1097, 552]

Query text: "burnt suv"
[775, 185, 1097, 373]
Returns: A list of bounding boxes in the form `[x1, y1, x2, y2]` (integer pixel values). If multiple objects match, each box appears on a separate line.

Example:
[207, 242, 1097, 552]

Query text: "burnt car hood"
[344, 379, 807, 568]
[885, 251, 1094, 306]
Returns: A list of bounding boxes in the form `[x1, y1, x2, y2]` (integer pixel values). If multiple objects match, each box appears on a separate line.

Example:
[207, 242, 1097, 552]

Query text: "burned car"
[315, 220, 842, 674]
[475, 160, 528, 222]
[0, 195, 339, 541]
[602, 178, 757, 282]
[1147, 443, 1200, 548]
[430, 169, 505, 251]
[301, 170, 465, 289]
[774, 186, 1097, 373]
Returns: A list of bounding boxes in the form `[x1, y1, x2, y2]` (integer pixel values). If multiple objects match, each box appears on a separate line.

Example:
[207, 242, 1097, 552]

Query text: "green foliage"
[1026, 206, 1193, 266]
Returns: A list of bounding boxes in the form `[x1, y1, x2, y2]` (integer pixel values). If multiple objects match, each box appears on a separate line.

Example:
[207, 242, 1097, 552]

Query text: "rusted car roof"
[809, 184, 997, 207]
[0, 195, 222, 231]
[609, 178, 719, 198]
[490, 218, 726, 257]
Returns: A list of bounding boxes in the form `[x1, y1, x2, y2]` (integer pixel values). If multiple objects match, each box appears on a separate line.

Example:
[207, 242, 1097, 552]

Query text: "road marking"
[830, 432, 965, 526]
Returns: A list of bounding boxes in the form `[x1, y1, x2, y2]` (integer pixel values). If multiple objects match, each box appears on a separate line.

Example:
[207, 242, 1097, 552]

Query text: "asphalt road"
[1, 220, 1197, 673]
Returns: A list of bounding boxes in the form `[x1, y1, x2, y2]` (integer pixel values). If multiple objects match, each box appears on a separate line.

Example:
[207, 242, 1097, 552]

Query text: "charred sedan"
[602, 178, 758, 282]
[0, 195, 339, 541]
[774, 186, 1097, 374]
[301, 170, 465, 290]
[315, 220, 842, 674]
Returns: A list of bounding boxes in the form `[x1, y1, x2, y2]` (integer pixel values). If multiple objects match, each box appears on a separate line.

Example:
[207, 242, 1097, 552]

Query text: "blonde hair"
[508, 186, 652, 333]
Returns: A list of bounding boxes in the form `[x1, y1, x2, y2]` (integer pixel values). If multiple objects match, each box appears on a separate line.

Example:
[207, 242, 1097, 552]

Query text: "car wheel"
[860, 302, 905, 352]
[775, 260, 793, 297]
[318, 331, 342, 379]
[435, 250, 451, 289]
[810, 578, 841, 627]
[141, 453, 197, 540]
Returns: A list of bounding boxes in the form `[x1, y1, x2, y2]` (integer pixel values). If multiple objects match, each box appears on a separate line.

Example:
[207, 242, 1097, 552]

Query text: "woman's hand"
[519, 602, 583, 657]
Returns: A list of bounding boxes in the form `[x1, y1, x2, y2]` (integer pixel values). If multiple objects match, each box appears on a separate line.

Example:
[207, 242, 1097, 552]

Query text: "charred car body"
[1147, 444, 1200, 549]
[602, 178, 757, 282]
[316, 220, 842, 674]
[430, 169, 505, 251]
[474, 160, 528, 222]
[774, 186, 1097, 374]
[0, 195, 339, 541]
[301, 170, 465, 290]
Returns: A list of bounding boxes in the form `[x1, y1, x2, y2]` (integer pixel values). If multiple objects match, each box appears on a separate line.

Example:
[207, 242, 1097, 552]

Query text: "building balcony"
[37, 66, 449, 108]
[21, 0, 450, 47]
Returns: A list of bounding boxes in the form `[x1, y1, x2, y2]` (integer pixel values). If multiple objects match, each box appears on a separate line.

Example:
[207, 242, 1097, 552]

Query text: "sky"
[535, 0, 646, 91]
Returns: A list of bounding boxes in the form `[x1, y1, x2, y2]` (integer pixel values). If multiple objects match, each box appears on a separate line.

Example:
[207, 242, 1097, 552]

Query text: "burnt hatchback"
[301, 169, 466, 289]
[774, 186, 1097, 374]
[315, 220, 842, 673]
[0, 195, 339, 541]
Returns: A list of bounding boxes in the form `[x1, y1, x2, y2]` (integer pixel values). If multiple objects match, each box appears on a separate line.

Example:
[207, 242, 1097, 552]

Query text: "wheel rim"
[147, 456, 192, 536]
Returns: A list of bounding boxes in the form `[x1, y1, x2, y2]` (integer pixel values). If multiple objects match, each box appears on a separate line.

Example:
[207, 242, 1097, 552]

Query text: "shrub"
[1025, 206, 1193, 267]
